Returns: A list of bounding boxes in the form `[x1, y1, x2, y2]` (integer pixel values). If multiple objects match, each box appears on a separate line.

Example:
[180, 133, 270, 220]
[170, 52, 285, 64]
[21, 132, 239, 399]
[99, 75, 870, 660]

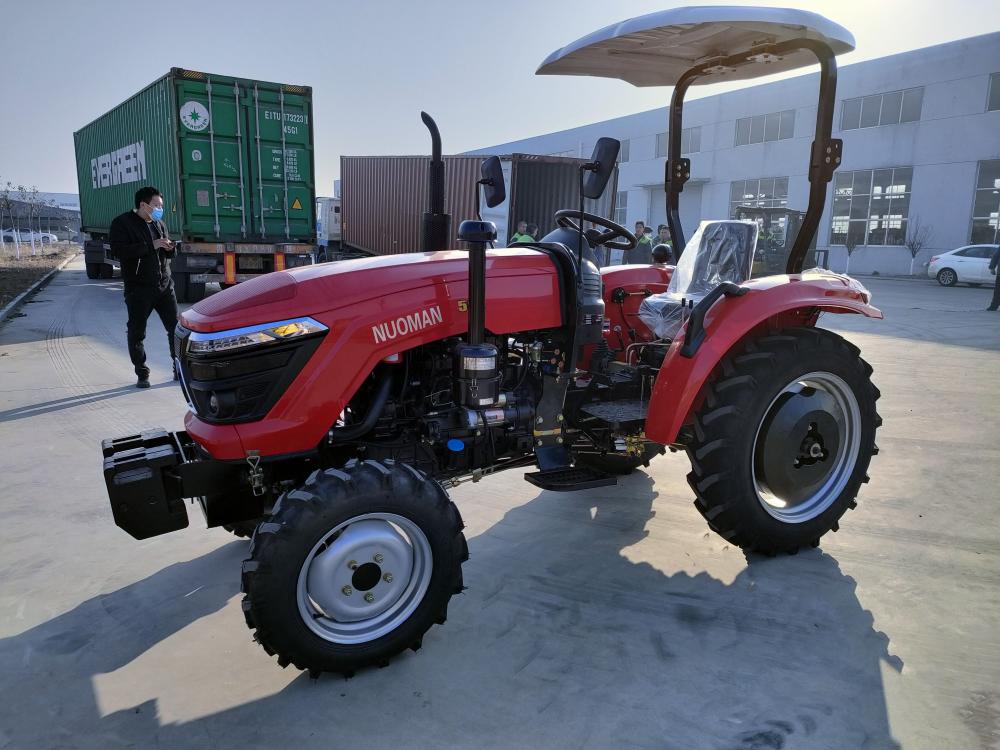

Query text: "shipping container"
[340, 154, 617, 256]
[74, 68, 317, 301]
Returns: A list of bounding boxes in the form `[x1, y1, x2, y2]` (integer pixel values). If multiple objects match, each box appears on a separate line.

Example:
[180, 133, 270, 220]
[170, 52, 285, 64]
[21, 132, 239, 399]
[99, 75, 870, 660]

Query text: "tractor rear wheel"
[686, 327, 880, 555]
[224, 520, 260, 538]
[241, 459, 467, 676]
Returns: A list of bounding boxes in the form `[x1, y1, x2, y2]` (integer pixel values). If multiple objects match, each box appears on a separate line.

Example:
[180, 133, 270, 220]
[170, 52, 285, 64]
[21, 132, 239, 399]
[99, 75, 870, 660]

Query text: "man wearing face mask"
[109, 186, 178, 388]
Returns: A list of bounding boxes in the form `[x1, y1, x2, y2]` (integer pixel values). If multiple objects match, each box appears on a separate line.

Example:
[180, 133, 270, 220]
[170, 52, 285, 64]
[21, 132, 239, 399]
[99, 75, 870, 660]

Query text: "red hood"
[180, 249, 557, 333]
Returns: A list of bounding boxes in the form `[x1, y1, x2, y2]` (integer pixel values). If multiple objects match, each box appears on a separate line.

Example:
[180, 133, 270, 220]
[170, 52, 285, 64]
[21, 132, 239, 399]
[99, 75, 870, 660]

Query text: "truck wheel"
[186, 281, 207, 303]
[576, 444, 662, 475]
[686, 328, 880, 555]
[99, 264, 114, 279]
[86, 263, 101, 279]
[241, 459, 468, 676]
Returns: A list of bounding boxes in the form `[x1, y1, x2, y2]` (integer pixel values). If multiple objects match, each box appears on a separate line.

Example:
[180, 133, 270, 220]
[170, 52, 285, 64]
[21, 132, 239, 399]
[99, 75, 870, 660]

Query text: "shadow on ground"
[0, 474, 902, 749]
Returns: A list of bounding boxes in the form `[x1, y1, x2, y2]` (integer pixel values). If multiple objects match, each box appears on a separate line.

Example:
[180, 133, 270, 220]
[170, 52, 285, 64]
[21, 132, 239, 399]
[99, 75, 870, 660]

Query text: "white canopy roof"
[536, 6, 854, 87]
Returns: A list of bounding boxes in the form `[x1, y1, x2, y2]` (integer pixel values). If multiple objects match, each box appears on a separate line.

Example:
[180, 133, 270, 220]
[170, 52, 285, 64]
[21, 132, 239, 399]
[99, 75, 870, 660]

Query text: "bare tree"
[843, 233, 860, 275]
[0, 180, 16, 258]
[904, 219, 933, 276]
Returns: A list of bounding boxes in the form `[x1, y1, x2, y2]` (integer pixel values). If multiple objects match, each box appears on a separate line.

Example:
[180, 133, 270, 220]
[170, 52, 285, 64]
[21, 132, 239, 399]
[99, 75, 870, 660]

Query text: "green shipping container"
[74, 68, 315, 243]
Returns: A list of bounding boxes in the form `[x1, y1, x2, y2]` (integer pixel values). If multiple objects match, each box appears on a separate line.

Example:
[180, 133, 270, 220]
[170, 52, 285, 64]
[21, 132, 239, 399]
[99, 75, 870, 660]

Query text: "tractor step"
[524, 466, 617, 492]
[579, 399, 648, 430]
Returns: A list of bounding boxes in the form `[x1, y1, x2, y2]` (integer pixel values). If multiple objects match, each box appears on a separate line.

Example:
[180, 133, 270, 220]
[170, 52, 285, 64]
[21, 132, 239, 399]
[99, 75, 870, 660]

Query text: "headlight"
[188, 318, 327, 354]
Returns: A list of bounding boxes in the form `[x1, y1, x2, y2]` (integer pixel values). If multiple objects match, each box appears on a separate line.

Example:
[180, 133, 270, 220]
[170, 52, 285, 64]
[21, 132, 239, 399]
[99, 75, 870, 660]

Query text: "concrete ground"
[1, 258, 998, 750]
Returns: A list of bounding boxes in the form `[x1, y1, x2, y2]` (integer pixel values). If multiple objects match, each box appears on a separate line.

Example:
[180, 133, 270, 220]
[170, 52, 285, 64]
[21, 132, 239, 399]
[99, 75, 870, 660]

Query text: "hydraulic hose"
[328, 370, 394, 441]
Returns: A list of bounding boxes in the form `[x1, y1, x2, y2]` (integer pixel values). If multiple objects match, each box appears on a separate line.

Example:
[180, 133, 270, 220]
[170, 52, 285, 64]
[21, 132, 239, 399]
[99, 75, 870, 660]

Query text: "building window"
[655, 127, 701, 158]
[988, 73, 1000, 112]
[970, 159, 1000, 244]
[617, 139, 630, 163]
[614, 191, 628, 226]
[830, 167, 913, 246]
[841, 87, 923, 130]
[729, 177, 789, 216]
[734, 110, 794, 146]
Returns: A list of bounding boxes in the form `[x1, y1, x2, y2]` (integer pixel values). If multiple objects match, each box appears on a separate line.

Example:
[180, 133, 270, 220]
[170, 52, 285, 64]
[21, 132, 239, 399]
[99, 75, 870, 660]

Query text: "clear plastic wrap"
[638, 220, 758, 340]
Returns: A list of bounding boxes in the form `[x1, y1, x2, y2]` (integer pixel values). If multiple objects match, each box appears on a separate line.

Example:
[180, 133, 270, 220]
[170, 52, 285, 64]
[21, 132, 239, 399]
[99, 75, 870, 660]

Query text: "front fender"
[643, 273, 882, 445]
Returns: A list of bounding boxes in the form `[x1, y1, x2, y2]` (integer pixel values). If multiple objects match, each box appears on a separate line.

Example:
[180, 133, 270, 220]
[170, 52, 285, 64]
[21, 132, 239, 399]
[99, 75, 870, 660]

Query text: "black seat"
[637, 221, 757, 340]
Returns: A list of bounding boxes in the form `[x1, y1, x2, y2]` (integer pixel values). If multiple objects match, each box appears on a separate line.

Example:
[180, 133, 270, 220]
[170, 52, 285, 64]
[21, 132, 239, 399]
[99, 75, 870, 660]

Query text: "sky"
[1, 0, 998, 195]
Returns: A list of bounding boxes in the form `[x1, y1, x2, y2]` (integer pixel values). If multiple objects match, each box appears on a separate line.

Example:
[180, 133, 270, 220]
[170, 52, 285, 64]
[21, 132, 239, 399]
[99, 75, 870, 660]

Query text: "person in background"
[988, 245, 1000, 311]
[510, 220, 533, 244]
[652, 244, 671, 265]
[109, 186, 177, 388]
[527, 223, 539, 241]
[653, 223, 676, 264]
[626, 220, 654, 264]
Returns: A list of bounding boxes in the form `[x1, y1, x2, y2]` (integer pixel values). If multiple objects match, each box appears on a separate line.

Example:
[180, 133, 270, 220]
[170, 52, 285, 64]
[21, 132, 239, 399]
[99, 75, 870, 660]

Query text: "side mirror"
[582, 137, 619, 199]
[480, 156, 505, 208]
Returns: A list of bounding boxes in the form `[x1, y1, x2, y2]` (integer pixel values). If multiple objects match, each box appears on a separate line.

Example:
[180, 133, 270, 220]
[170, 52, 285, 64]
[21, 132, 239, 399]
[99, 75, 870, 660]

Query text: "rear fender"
[643, 274, 882, 445]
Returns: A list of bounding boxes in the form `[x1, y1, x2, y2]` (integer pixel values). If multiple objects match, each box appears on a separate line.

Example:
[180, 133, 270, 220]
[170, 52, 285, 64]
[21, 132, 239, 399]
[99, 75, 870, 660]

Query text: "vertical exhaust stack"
[420, 112, 450, 252]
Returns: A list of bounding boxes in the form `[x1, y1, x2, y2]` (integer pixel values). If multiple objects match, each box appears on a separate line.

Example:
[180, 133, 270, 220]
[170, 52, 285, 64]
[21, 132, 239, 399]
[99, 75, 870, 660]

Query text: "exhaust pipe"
[420, 112, 450, 252]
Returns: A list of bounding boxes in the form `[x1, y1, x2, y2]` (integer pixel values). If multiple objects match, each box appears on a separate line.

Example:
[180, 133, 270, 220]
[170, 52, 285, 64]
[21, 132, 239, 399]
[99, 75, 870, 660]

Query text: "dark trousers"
[990, 270, 1000, 310]
[125, 284, 178, 378]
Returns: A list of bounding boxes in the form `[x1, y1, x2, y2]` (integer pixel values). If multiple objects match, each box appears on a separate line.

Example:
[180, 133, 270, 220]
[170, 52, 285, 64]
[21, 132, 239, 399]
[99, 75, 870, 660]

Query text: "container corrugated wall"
[74, 75, 181, 236]
[508, 154, 617, 239]
[341, 156, 480, 255]
[73, 69, 315, 243]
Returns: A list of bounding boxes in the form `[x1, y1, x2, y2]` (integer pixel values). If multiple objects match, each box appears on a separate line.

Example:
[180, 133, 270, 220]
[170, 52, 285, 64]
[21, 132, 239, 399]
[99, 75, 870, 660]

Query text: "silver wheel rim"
[296, 512, 433, 645]
[751, 371, 862, 524]
[940, 270, 954, 285]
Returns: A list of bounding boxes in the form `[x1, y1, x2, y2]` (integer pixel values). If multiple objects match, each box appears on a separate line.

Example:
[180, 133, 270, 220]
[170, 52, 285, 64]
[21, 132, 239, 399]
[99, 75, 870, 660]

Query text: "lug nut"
[342, 585, 353, 596]
[364, 593, 375, 603]
[383, 573, 393, 583]
[347, 560, 357, 570]
[373, 553, 384, 564]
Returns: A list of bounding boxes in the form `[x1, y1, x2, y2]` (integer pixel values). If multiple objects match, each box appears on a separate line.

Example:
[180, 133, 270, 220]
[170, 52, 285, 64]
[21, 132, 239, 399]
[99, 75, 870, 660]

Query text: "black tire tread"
[241, 459, 466, 676]
[686, 327, 880, 555]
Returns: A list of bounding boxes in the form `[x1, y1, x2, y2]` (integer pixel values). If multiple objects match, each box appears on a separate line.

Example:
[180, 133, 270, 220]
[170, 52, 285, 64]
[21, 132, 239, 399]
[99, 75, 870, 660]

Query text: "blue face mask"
[150, 206, 164, 221]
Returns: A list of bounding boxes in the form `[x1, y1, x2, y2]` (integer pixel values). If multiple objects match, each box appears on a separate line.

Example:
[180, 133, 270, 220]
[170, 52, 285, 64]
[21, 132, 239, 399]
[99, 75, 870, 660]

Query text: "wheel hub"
[752, 372, 861, 523]
[297, 514, 432, 644]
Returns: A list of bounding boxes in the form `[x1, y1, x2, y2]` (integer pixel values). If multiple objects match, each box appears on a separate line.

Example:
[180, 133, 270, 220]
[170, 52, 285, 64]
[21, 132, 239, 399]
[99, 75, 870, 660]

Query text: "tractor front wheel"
[240, 459, 467, 676]
[686, 327, 880, 555]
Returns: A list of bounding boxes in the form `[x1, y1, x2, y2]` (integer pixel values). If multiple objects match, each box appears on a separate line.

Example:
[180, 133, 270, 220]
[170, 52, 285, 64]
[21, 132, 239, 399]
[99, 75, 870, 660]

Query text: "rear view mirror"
[582, 137, 619, 199]
[480, 156, 505, 208]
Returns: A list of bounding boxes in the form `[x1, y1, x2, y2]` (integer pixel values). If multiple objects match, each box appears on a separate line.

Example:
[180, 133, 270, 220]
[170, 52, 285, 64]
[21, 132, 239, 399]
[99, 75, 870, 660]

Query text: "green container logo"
[180, 101, 210, 132]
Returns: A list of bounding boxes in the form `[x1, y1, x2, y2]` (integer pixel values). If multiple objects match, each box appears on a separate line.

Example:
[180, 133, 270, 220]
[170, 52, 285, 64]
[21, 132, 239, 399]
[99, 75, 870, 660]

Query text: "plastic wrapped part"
[638, 220, 757, 340]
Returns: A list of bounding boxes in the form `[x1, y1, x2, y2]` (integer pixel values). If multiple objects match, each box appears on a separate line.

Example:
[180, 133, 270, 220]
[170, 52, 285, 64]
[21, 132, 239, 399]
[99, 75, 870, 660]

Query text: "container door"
[245, 84, 314, 242]
[174, 74, 252, 240]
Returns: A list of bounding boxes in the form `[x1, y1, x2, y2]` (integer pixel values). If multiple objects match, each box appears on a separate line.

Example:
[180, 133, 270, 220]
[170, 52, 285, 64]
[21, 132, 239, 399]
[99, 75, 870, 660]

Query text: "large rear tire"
[686, 327, 880, 555]
[86, 263, 101, 279]
[241, 459, 467, 676]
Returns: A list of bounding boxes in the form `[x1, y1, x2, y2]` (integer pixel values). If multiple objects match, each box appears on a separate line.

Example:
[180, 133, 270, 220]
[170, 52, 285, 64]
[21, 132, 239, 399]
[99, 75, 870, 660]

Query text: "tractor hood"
[180, 249, 562, 334]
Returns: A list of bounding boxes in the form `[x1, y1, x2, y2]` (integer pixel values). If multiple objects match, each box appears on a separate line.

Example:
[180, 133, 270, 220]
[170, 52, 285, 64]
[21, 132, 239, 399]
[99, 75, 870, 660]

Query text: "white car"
[927, 244, 998, 287]
[1, 229, 58, 244]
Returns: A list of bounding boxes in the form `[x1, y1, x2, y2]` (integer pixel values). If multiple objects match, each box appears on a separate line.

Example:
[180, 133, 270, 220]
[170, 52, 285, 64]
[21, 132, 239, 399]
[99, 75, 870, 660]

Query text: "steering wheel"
[555, 209, 636, 251]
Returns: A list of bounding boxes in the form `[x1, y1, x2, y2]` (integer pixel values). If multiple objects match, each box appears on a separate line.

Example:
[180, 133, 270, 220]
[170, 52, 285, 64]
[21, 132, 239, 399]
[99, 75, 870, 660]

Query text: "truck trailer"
[74, 68, 317, 302]
[340, 153, 617, 257]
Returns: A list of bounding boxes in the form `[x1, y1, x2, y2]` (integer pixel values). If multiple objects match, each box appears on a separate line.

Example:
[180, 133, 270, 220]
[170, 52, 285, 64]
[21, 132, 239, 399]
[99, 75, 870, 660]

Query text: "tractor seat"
[637, 220, 757, 340]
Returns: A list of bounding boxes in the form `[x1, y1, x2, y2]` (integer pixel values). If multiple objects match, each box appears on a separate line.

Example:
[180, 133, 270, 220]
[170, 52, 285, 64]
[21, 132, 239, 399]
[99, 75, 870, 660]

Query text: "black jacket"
[990, 246, 1000, 273]
[109, 210, 173, 289]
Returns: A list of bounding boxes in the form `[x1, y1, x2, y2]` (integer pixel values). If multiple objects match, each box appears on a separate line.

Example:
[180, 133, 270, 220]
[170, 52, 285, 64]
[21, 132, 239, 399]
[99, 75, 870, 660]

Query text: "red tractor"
[102, 8, 881, 676]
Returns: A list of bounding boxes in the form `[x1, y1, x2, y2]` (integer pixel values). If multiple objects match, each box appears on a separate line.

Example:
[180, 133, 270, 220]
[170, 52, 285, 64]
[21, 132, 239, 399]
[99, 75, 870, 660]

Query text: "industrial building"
[470, 32, 1000, 274]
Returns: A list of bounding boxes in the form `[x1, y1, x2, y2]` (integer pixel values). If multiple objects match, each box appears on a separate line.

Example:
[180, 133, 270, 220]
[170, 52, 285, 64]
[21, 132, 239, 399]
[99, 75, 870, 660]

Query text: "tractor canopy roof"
[536, 6, 854, 87]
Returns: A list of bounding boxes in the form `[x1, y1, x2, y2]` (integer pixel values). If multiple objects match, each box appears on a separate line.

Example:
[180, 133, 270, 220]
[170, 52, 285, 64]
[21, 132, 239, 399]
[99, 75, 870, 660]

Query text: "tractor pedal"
[524, 466, 617, 492]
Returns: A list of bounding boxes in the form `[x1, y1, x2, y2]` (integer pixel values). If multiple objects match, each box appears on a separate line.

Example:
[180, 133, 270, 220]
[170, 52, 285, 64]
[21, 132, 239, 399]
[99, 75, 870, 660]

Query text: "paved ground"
[1, 258, 998, 750]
